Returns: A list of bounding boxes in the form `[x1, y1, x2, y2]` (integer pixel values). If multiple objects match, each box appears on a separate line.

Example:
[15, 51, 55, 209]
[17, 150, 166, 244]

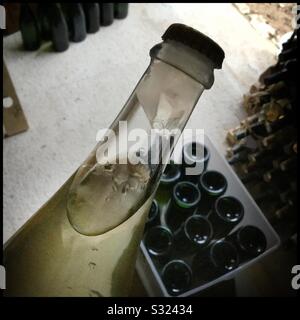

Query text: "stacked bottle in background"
[142, 141, 269, 296]
[19, 3, 129, 52]
[226, 31, 297, 244]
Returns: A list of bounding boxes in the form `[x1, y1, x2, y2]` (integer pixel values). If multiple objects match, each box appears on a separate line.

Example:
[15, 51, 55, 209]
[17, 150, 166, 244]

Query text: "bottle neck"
[150, 40, 215, 89]
[72, 41, 216, 192]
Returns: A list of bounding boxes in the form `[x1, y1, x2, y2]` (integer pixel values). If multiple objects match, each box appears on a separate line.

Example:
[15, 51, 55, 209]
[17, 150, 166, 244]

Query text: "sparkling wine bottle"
[3, 24, 224, 297]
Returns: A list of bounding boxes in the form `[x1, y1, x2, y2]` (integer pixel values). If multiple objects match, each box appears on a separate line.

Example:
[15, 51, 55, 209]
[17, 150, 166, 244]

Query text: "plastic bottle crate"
[136, 134, 280, 297]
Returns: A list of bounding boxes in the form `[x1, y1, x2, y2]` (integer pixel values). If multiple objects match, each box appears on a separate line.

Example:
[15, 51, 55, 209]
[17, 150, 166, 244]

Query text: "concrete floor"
[3, 3, 278, 296]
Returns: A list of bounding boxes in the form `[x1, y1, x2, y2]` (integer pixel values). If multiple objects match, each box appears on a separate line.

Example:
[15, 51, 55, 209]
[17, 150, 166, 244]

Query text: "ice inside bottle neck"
[67, 45, 210, 236]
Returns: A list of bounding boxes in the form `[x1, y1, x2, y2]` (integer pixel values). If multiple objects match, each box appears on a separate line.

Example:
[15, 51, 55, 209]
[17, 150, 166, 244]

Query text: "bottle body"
[165, 181, 201, 233]
[4, 178, 152, 297]
[62, 4, 87, 42]
[208, 196, 244, 238]
[226, 225, 267, 263]
[20, 3, 41, 50]
[145, 199, 160, 228]
[49, 4, 69, 52]
[82, 3, 100, 33]
[197, 170, 227, 215]
[37, 4, 51, 41]
[192, 240, 239, 283]
[161, 260, 192, 296]
[114, 3, 129, 19]
[144, 226, 173, 265]
[100, 3, 114, 26]
[174, 215, 213, 254]
[182, 142, 210, 182]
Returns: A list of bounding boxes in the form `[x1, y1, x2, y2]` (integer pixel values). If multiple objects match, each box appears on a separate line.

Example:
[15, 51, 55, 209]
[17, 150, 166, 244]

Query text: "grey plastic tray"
[136, 134, 280, 297]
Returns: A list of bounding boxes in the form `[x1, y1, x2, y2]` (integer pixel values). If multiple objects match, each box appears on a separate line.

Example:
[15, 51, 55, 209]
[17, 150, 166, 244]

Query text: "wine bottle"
[161, 260, 192, 296]
[145, 199, 160, 228]
[264, 114, 293, 134]
[263, 168, 287, 183]
[279, 156, 297, 172]
[82, 3, 100, 33]
[243, 91, 271, 115]
[279, 46, 297, 62]
[19, 3, 41, 50]
[226, 140, 252, 158]
[37, 4, 51, 41]
[249, 145, 283, 164]
[114, 3, 129, 19]
[174, 215, 213, 253]
[293, 143, 297, 154]
[166, 181, 201, 233]
[48, 4, 69, 52]
[272, 156, 289, 169]
[62, 3, 87, 42]
[100, 3, 114, 26]
[240, 170, 262, 184]
[3, 23, 225, 297]
[227, 150, 249, 165]
[160, 163, 181, 188]
[192, 240, 239, 282]
[275, 203, 296, 221]
[281, 58, 297, 72]
[226, 225, 267, 262]
[286, 193, 297, 208]
[198, 171, 227, 198]
[248, 120, 270, 137]
[261, 126, 295, 147]
[260, 100, 284, 122]
[182, 142, 210, 181]
[198, 170, 227, 214]
[143, 226, 173, 262]
[276, 98, 292, 109]
[283, 141, 297, 156]
[240, 114, 260, 127]
[254, 188, 278, 204]
[208, 196, 244, 238]
[227, 127, 249, 144]
[282, 32, 297, 50]
[267, 81, 290, 99]
[290, 180, 297, 192]
[241, 156, 273, 174]
[280, 189, 296, 206]
[264, 68, 290, 86]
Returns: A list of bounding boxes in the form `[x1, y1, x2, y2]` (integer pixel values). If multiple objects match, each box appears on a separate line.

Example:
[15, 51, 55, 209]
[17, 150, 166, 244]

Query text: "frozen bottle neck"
[150, 40, 216, 89]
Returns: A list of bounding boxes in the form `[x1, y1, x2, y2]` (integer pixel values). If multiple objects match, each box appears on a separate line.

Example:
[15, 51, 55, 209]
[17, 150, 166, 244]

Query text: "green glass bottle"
[162, 260, 192, 296]
[166, 181, 201, 233]
[192, 240, 239, 282]
[143, 225, 173, 264]
[209, 196, 244, 238]
[19, 3, 41, 50]
[82, 3, 100, 33]
[100, 3, 114, 26]
[37, 4, 51, 41]
[226, 225, 267, 262]
[49, 4, 69, 52]
[114, 3, 129, 19]
[62, 3, 87, 42]
[198, 170, 227, 214]
[3, 23, 225, 297]
[145, 199, 160, 228]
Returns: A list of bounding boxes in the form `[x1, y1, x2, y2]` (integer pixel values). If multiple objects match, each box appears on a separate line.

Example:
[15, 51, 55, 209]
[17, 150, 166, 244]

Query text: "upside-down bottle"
[3, 24, 224, 297]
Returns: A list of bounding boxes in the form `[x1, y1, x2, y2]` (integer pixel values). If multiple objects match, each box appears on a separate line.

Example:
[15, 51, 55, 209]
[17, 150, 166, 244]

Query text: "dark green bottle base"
[114, 3, 129, 19]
